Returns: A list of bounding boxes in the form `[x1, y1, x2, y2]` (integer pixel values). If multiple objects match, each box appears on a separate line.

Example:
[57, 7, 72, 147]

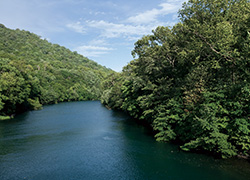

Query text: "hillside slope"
[0, 24, 114, 117]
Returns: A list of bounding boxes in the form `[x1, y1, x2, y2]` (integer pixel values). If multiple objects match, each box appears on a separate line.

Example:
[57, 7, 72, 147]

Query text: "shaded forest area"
[0, 24, 114, 118]
[101, 0, 250, 158]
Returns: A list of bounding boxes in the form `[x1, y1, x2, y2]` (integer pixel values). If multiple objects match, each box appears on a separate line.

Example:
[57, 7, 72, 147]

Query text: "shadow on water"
[0, 112, 32, 155]
[111, 109, 155, 135]
[0, 101, 250, 180]
[110, 107, 250, 180]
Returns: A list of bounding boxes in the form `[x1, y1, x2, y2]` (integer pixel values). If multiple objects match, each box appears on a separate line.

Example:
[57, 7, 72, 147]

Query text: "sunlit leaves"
[0, 24, 113, 116]
[101, 0, 250, 158]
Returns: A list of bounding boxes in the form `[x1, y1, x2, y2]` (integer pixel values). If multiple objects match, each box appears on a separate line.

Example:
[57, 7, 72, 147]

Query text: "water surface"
[0, 101, 250, 179]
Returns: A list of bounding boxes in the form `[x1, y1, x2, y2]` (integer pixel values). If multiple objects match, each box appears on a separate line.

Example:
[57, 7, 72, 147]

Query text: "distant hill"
[0, 24, 114, 118]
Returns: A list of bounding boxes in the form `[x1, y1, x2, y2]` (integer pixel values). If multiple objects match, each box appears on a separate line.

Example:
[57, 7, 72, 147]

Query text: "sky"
[0, 0, 187, 72]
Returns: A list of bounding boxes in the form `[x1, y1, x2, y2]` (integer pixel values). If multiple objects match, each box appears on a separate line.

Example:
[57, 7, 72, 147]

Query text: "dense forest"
[0, 24, 114, 119]
[101, 0, 250, 158]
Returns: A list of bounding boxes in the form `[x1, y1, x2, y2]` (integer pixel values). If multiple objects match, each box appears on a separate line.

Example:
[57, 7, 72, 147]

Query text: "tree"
[0, 24, 114, 116]
[101, 0, 250, 158]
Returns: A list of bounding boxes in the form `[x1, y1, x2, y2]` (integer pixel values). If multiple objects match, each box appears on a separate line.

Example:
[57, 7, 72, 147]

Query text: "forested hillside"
[101, 0, 250, 158]
[0, 24, 114, 119]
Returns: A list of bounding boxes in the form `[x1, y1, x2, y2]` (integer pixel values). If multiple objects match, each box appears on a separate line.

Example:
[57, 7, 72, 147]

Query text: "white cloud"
[160, 2, 181, 13]
[89, 11, 106, 16]
[66, 21, 86, 34]
[127, 0, 184, 24]
[75, 45, 114, 57]
[88, 39, 109, 46]
[77, 46, 113, 51]
[79, 0, 186, 40]
[127, 8, 159, 24]
[86, 20, 156, 39]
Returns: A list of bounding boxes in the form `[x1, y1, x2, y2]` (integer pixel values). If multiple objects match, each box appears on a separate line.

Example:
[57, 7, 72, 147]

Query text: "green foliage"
[153, 98, 183, 142]
[0, 24, 113, 116]
[0, 115, 12, 121]
[27, 98, 42, 110]
[101, 73, 124, 109]
[101, 0, 250, 158]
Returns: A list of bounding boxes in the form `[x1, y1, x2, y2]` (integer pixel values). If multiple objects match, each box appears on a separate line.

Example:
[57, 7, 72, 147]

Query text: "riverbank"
[103, 104, 250, 161]
[0, 115, 13, 121]
[1, 101, 250, 180]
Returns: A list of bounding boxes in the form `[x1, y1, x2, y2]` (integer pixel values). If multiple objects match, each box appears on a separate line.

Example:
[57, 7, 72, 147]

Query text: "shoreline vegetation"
[1, 0, 249, 160]
[0, 24, 114, 117]
[101, 0, 250, 159]
[0, 115, 12, 121]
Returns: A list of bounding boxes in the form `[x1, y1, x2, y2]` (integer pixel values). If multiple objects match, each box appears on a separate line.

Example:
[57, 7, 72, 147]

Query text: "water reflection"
[0, 101, 249, 180]
[111, 108, 250, 180]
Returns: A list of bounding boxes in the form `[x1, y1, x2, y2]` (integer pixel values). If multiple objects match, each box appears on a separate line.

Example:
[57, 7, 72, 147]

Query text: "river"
[0, 101, 250, 180]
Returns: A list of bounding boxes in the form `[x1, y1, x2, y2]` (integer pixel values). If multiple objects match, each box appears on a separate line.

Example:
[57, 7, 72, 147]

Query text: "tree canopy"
[101, 0, 250, 158]
[0, 24, 114, 118]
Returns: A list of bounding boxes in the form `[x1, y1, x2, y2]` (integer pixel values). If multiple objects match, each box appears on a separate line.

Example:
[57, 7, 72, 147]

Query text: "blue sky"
[0, 0, 187, 71]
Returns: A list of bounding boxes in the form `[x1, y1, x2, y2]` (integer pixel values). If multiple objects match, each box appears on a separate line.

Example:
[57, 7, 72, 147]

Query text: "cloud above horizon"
[68, 0, 185, 38]
[75, 45, 114, 57]
[127, 1, 182, 24]
[0, 0, 187, 71]
[66, 22, 86, 34]
[67, 0, 186, 58]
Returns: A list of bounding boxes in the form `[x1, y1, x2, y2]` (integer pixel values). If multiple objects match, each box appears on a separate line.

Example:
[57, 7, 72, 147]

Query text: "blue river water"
[0, 101, 250, 180]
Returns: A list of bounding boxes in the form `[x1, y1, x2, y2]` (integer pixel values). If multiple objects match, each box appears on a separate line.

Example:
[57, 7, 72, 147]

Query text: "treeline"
[0, 24, 114, 118]
[101, 0, 250, 158]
